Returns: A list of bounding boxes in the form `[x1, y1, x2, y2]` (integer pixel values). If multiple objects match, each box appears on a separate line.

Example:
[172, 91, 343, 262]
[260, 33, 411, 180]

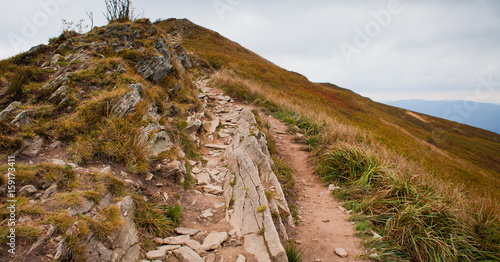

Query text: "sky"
[1, 0, 500, 104]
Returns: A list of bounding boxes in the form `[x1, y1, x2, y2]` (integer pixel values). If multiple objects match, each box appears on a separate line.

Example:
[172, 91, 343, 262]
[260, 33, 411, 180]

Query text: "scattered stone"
[184, 239, 201, 250]
[51, 159, 66, 166]
[101, 166, 112, 175]
[338, 206, 347, 212]
[196, 172, 211, 186]
[173, 246, 203, 262]
[203, 185, 223, 195]
[163, 235, 190, 245]
[158, 245, 182, 252]
[191, 167, 202, 174]
[369, 253, 379, 258]
[204, 253, 216, 262]
[204, 144, 228, 150]
[328, 184, 340, 191]
[147, 248, 167, 260]
[40, 183, 58, 200]
[145, 172, 154, 181]
[175, 227, 200, 236]
[315, 259, 322, 262]
[69, 197, 94, 216]
[236, 254, 246, 262]
[200, 232, 228, 250]
[19, 185, 37, 196]
[48, 140, 61, 150]
[372, 232, 382, 239]
[199, 210, 213, 219]
[334, 248, 348, 258]
[322, 219, 330, 223]
[0, 101, 21, 121]
[19, 136, 44, 157]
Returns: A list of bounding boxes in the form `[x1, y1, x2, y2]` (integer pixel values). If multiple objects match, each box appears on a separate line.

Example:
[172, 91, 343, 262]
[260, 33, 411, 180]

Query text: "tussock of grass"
[285, 241, 303, 262]
[133, 197, 182, 237]
[317, 145, 500, 261]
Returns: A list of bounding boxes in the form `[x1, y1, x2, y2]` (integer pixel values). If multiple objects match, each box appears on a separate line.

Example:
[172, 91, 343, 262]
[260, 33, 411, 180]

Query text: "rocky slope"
[0, 19, 298, 262]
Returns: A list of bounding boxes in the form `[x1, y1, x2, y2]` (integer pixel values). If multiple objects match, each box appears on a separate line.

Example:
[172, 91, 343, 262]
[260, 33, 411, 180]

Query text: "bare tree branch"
[104, 0, 134, 22]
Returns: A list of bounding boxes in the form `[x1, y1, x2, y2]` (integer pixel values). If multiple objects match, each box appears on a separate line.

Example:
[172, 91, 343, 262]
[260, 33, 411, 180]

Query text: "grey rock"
[137, 123, 174, 157]
[101, 165, 112, 175]
[0, 101, 21, 121]
[200, 232, 228, 250]
[68, 197, 94, 216]
[171, 44, 192, 68]
[50, 54, 61, 66]
[19, 185, 37, 196]
[51, 159, 66, 166]
[136, 55, 173, 83]
[334, 248, 348, 258]
[83, 196, 140, 262]
[204, 144, 228, 150]
[11, 110, 32, 127]
[48, 84, 69, 103]
[48, 140, 61, 150]
[18, 136, 44, 157]
[175, 227, 200, 236]
[163, 235, 190, 245]
[42, 72, 72, 92]
[147, 248, 168, 260]
[158, 245, 181, 251]
[196, 172, 211, 186]
[40, 183, 57, 200]
[203, 185, 223, 195]
[173, 246, 203, 262]
[112, 83, 143, 118]
[184, 239, 201, 250]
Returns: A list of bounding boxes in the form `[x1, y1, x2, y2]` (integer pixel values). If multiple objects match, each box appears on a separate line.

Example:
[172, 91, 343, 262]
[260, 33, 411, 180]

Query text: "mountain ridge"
[0, 17, 498, 261]
[384, 99, 500, 134]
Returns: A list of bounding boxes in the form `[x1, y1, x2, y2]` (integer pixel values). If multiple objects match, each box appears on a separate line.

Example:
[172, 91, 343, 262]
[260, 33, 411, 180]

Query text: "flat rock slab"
[163, 235, 190, 245]
[173, 246, 204, 262]
[147, 248, 167, 260]
[175, 227, 200, 236]
[201, 232, 228, 250]
[204, 144, 228, 150]
[203, 185, 223, 195]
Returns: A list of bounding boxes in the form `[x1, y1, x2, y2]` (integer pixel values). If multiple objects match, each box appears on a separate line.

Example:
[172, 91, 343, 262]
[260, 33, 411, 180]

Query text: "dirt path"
[259, 114, 368, 261]
[174, 79, 367, 261]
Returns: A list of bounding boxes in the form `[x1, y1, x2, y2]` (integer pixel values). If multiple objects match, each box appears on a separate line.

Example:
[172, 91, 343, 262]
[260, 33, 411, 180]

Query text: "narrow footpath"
[261, 115, 368, 261]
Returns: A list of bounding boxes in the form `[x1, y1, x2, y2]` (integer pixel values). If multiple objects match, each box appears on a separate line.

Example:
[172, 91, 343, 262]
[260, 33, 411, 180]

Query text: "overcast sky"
[1, 0, 500, 104]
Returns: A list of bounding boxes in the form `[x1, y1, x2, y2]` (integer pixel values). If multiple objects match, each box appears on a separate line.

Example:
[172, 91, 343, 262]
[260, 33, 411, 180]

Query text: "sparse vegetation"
[285, 241, 304, 262]
[161, 18, 500, 261]
[133, 197, 182, 237]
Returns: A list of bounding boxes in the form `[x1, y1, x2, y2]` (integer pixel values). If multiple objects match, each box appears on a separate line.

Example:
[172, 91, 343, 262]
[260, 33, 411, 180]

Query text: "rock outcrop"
[83, 196, 140, 262]
[224, 109, 291, 262]
[112, 83, 143, 118]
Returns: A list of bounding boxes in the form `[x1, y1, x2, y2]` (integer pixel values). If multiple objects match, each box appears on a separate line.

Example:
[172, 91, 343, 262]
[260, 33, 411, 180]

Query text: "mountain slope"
[158, 19, 500, 200]
[385, 99, 500, 134]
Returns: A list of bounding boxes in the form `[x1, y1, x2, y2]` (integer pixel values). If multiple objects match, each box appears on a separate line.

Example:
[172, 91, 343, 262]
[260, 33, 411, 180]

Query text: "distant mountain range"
[384, 99, 500, 134]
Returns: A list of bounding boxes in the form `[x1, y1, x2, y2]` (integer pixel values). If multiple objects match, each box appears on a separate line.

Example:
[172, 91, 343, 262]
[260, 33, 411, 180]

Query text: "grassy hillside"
[158, 18, 500, 261]
[158, 18, 500, 200]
